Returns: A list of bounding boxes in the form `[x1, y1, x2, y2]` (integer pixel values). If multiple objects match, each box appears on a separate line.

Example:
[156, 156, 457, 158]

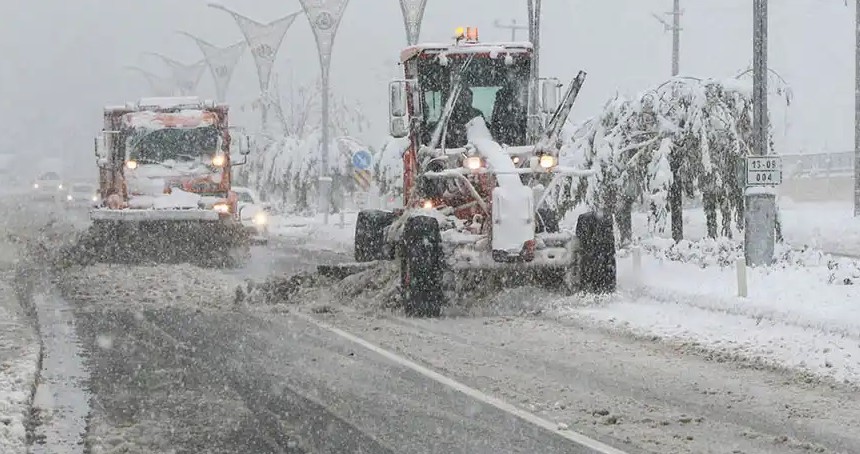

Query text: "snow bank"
[270, 212, 357, 254]
[58, 264, 243, 312]
[566, 245, 860, 386]
[0, 278, 39, 454]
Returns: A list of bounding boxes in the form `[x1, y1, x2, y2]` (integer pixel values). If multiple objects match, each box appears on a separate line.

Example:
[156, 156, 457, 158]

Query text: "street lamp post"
[298, 0, 351, 225]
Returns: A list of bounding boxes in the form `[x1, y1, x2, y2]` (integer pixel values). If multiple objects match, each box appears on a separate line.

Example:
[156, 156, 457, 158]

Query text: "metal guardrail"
[781, 151, 854, 178]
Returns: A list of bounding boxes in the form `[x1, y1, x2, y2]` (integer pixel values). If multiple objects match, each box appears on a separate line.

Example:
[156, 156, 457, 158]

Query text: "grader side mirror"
[389, 79, 419, 138]
[540, 78, 562, 114]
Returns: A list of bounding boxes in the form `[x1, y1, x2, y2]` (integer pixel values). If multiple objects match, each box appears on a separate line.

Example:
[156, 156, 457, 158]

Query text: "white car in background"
[233, 186, 270, 245]
[32, 171, 64, 200]
[65, 182, 99, 207]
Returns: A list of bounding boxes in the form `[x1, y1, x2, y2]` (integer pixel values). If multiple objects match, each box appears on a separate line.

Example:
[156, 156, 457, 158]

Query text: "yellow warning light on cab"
[454, 26, 479, 42]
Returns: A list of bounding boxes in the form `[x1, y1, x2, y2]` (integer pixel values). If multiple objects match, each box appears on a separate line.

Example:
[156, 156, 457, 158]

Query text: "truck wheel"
[576, 212, 617, 293]
[400, 215, 444, 317]
[355, 210, 397, 262]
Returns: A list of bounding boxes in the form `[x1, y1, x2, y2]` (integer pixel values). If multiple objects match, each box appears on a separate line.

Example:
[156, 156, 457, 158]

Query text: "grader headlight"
[539, 154, 557, 169]
[463, 156, 482, 171]
[125, 160, 138, 170]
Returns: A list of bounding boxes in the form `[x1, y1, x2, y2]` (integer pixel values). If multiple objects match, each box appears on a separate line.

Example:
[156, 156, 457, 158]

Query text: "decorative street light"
[143, 53, 207, 96]
[208, 4, 301, 131]
[399, 0, 429, 45]
[125, 66, 177, 97]
[179, 32, 247, 102]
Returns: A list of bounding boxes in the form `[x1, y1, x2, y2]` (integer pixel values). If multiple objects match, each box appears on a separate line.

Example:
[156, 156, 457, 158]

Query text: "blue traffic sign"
[352, 150, 373, 170]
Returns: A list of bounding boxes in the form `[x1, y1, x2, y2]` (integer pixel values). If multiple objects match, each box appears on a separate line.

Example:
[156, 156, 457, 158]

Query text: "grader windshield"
[417, 53, 530, 147]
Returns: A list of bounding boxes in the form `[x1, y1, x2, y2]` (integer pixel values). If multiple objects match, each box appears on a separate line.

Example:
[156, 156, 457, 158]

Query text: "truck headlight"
[213, 202, 230, 214]
[126, 160, 138, 170]
[33, 183, 39, 189]
[57, 184, 63, 190]
[92, 195, 98, 202]
[66, 195, 73, 201]
[211, 154, 226, 167]
[253, 211, 268, 226]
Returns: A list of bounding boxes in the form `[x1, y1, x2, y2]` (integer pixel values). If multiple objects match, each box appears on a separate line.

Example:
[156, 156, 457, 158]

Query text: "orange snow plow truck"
[83, 97, 252, 267]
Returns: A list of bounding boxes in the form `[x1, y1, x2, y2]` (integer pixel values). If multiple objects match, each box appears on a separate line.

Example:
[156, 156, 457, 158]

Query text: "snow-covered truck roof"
[104, 96, 225, 113]
[399, 41, 533, 63]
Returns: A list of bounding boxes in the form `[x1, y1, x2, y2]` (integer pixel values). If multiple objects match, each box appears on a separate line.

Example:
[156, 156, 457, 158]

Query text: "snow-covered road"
[8, 197, 860, 453]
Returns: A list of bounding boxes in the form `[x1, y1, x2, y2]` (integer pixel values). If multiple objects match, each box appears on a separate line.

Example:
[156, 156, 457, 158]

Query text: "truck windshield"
[125, 126, 220, 163]
[418, 53, 531, 147]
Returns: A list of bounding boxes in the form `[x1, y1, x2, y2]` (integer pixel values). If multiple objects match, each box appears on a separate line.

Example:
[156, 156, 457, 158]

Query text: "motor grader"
[82, 96, 252, 267]
[354, 27, 617, 317]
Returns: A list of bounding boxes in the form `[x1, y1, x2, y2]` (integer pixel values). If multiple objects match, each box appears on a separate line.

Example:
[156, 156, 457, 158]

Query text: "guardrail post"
[632, 246, 642, 286]
[736, 257, 748, 298]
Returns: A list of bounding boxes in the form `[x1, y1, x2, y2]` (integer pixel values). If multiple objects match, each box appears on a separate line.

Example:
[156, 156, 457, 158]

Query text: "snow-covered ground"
[0, 275, 39, 454]
[554, 200, 860, 387]
[568, 242, 860, 386]
[269, 211, 357, 254]
[267, 200, 860, 387]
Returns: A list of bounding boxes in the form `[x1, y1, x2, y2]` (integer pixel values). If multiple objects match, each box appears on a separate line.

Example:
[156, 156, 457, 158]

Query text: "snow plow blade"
[76, 217, 250, 268]
[317, 262, 380, 280]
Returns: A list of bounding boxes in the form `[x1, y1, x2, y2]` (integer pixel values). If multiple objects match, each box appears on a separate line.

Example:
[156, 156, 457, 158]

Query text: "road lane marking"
[293, 311, 629, 454]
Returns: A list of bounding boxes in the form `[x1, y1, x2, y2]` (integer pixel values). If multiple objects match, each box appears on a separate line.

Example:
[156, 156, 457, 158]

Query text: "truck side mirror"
[240, 135, 251, 155]
[540, 78, 562, 114]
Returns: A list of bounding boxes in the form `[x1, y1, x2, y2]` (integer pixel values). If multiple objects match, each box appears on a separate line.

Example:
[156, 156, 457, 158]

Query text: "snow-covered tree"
[546, 76, 778, 242]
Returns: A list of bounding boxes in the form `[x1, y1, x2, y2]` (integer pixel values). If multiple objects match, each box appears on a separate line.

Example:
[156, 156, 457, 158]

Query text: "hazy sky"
[0, 0, 853, 177]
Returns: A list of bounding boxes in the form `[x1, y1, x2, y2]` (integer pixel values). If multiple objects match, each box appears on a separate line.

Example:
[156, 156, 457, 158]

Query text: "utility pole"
[526, 0, 542, 142]
[651, 0, 682, 76]
[652, 1, 684, 241]
[855, 0, 860, 216]
[745, 0, 777, 266]
[493, 18, 528, 41]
